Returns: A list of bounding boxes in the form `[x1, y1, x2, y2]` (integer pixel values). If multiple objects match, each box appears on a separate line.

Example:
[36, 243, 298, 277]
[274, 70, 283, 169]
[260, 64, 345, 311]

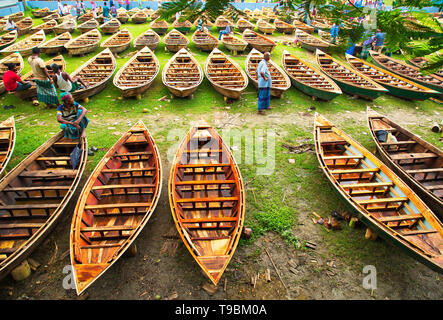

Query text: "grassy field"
[0, 10, 442, 281]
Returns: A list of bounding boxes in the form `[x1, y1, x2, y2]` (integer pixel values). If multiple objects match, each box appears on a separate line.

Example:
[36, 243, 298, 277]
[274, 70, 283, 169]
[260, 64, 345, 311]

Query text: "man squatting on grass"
[57, 92, 89, 139]
[257, 52, 272, 114]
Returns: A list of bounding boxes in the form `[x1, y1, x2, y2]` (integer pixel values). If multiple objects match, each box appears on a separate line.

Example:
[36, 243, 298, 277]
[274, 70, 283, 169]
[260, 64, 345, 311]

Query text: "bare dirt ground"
[0, 109, 442, 300]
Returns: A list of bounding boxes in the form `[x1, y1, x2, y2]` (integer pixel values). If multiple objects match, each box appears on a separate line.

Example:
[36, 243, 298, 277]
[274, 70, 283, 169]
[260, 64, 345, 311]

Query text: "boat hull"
[289, 77, 340, 101]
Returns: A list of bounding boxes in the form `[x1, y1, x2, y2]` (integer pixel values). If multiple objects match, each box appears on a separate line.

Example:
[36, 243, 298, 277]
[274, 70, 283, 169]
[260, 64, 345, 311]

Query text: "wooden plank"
[181, 217, 238, 223]
[323, 155, 364, 160]
[102, 167, 155, 174]
[84, 202, 151, 210]
[330, 168, 379, 174]
[406, 168, 443, 174]
[19, 170, 77, 178]
[0, 223, 44, 229]
[81, 225, 134, 232]
[378, 214, 423, 222]
[177, 196, 239, 203]
[36, 156, 71, 161]
[390, 153, 438, 161]
[92, 183, 155, 190]
[357, 197, 408, 205]
[3, 186, 71, 192]
[380, 141, 416, 146]
[80, 243, 122, 249]
[400, 229, 437, 236]
[175, 180, 236, 186]
[341, 182, 393, 189]
[0, 203, 59, 210]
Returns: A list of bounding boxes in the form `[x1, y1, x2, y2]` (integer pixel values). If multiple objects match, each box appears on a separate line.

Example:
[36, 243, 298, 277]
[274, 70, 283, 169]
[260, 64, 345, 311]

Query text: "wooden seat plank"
[378, 214, 423, 222]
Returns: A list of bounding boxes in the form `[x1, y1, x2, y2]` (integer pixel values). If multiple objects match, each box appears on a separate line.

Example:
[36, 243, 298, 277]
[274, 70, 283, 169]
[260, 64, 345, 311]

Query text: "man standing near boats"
[28, 47, 59, 109]
[51, 63, 88, 94]
[257, 52, 272, 114]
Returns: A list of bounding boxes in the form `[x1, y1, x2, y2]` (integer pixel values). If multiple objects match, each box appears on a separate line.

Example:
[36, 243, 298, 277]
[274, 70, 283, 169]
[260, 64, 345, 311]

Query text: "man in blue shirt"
[330, 23, 339, 44]
[218, 25, 232, 40]
[361, 35, 375, 60]
[373, 29, 385, 52]
[103, 1, 110, 21]
[257, 52, 272, 114]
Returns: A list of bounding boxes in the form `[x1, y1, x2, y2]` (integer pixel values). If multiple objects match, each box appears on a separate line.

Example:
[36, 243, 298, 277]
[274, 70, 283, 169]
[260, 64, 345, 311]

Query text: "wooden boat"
[134, 29, 160, 51]
[256, 19, 275, 34]
[236, 18, 254, 32]
[192, 30, 219, 52]
[215, 16, 234, 32]
[169, 119, 245, 285]
[408, 57, 443, 78]
[246, 49, 290, 98]
[95, 15, 105, 24]
[78, 12, 94, 23]
[117, 11, 129, 24]
[16, 17, 34, 36]
[293, 19, 315, 33]
[100, 28, 132, 54]
[150, 19, 169, 35]
[127, 7, 140, 17]
[281, 50, 341, 101]
[42, 12, 60, 23]
[32, 8, 51, 18]
[172, 19, 193, 34]
[71, 48, 116, 101]
[316, 49, 387, 100]
[0, 53, 24, 95]
[193, 16, 213, 29]
[7, 11, 24, 22]
[1, 30, 45, 57]
[242, 29, 276, 53]
[64, 29, 101, 56]
[61, 14, 75, 23]
[162, 48, 203, 98]
[346, 54, 439, 100]
[70, 121, 161, 295]
[117, 7, 127, 15]
[40, 32, 72, 55]
[369, 50, 443, 95]
[113, 46, 159, 98]
[54, 19, 76, 35]
[311, 19, 332, 31]
[164, 29, 189, 53]
[314, 113, 443, 274]
[295, 28, 331, 52]
[13, 55, 65, 101]
[100, 19, 121, 35]
[205, 48, 248, 100]
[77, 19, 99, 34]
[275, 19, 295, 34]
[0, 30, 17, 50]
[221, 34, 248, 54]
[0, 117, 15, 176]
[367, 107, 443, 219]
[31, 19, 58, 35]
[150, 9, 160, 20]
[0, 131, 87, 281]
[131, 11, 147, 24]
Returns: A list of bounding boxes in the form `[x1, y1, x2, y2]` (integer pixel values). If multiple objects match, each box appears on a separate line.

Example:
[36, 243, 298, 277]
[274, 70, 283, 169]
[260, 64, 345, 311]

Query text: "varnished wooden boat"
[53, 19, 76, 35]
[205, 48, 248, 100]
[295, 28, 331, 52]
[215, 16, 234, 32]
[314, 113, 443, 274]
[78, 12, 94, 23]
[192, 30, 219, 52]
[316, 49, 387, 100]
[162, 48, 203, 98]
[134, 30, 160, 51]
[100, 28, 132, 54]
[164, 29, 189, 53]
[100, 18, 121, 35]
[127, 7, 140, 17]
[0, 30, 17, 50]
[246, 48, 290, 98]
[221, 34, 248, 53]
[311, 19, 332, 31]
[367, 107, 443, 219]
[172, 19, 193, 34]
[169, 119, 245, 285]
[7, 11, 24, 22]
[117, 11, 129, 24]
[293, 19, 314, 33]
[408, 57, 443, 78]
[31, 19, 58, 35]
[242, 29, 276, 53]
[256, 18, 275, 34]
[70, 121, 161, 294]
[64, 29, 101, 56]
[71, 48, 116, 101]
[117, 7, 127, 15]
[77, 19, 99, 34]
[193, 16, 213, 30]
[32, 8, 51, 18]
[113, 46, 159, 98]
[42, 12, 60, 23]
[346, 54, 438, 100]
[1, 30, 45, 57]
[40, 32, 72, 55]
[235, 18, 254, 32]
[131, 11, 147, 24]
[0, 117, 15, 176]
[0, 53, 23, 95]
[150, 19, 169, 35]
[13, 55, 65, 101]
[16, 17, 34, 36]
[370, 50, 443, 95]
[0, 132, 87, 281]
[95, 15, 105, 24]
[282, 50, 341, 100]
[275, 19, 295, 34]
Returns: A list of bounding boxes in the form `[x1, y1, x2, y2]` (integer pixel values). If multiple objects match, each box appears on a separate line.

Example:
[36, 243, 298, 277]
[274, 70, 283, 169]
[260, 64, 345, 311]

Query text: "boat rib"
[314, 113, 443, 274]
[70, 121, 161, 295]
[169, 119, 245, 285]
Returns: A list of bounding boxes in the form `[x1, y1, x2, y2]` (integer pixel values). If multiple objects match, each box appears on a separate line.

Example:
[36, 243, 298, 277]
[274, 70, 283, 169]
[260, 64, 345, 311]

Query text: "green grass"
[1, 11, 442, 271]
